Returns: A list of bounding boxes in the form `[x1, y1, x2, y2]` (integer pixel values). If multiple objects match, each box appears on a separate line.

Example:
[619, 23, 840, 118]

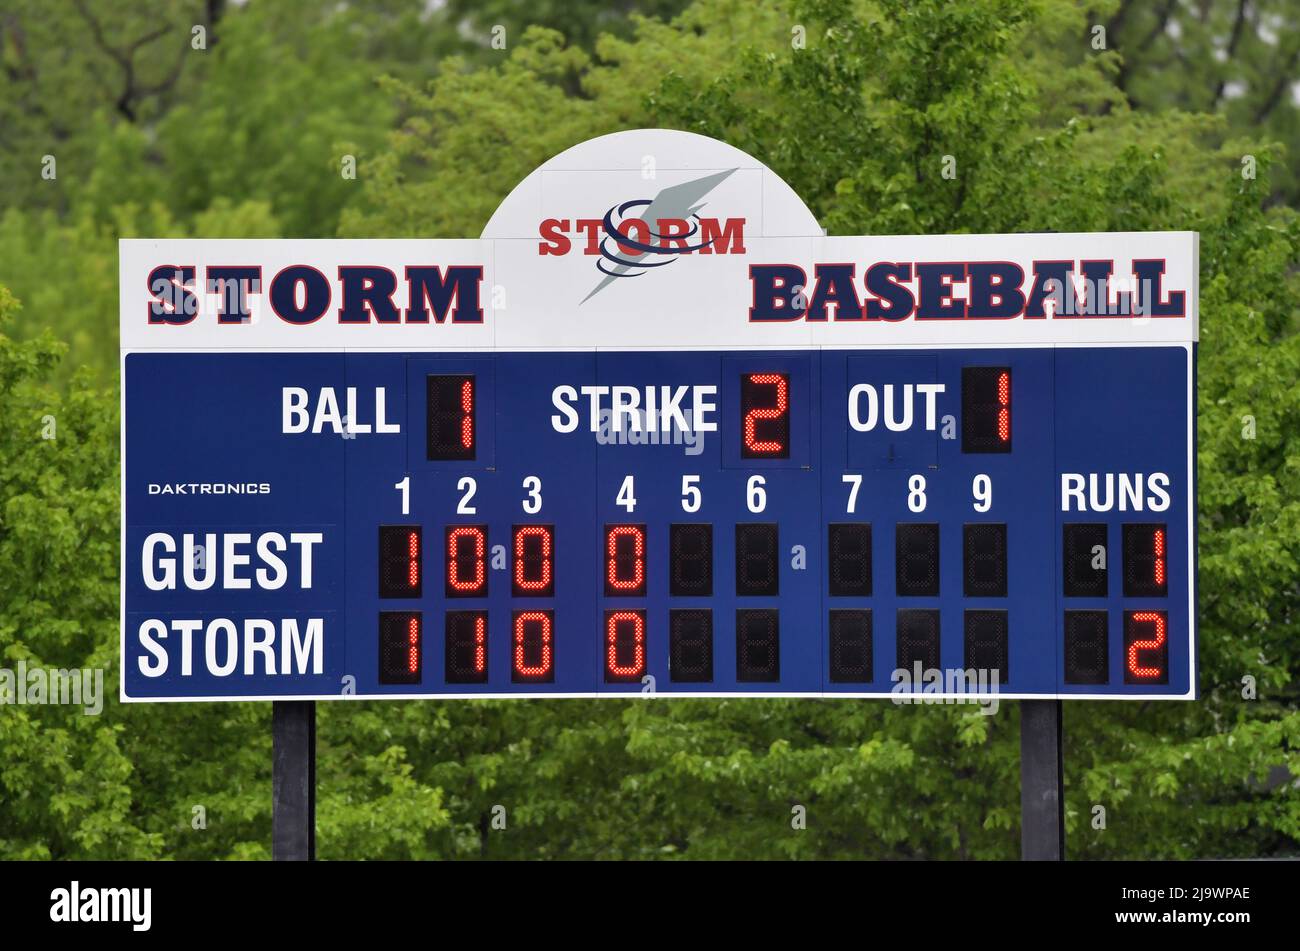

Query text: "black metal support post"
[272, 700, 316, 861]
[1019, 699, 1064, 861]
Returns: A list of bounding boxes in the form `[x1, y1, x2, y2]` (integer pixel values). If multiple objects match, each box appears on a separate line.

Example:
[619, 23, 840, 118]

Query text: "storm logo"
[536, 169, 745, 303]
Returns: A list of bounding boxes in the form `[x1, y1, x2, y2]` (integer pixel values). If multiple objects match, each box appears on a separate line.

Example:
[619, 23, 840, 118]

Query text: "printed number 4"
[617, 475, 637, 513]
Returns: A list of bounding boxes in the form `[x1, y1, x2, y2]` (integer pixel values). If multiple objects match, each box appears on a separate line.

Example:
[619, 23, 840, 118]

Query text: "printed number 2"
[458, 476, 477, 515]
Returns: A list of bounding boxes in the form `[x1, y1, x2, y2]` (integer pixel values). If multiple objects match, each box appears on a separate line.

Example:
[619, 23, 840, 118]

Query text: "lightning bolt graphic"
[581, 168, 738, 304]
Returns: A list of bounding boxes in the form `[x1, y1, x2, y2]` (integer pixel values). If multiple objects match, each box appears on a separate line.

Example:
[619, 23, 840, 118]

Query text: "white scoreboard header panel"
[120, 129, 1197, 702]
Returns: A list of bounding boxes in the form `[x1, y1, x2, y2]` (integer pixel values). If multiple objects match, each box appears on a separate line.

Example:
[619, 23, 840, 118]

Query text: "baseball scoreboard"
[120, 129, 1197, 702]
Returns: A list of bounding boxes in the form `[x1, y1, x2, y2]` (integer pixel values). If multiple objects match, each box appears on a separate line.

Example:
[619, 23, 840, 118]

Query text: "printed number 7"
[842, 474, 862, 513]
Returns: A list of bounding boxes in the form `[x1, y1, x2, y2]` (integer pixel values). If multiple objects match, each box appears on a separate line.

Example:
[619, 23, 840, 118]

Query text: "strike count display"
[123, 344, 1193, 699]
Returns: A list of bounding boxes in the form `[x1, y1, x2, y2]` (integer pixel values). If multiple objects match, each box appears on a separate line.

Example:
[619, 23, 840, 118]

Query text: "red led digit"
[961, 366, 1012, 453]
[997, 371, 1010, 443]
[1125, 611, 1167, 681]
[378, 611, 422, 684]
[406, 615, 420, 674]
[379, 525, 422, 598]
[445, 611, 488, 683]
[512, 610, 554, 681]
[460, 378, 474, 450]
[407, 531, 419, 589]
[605, 610, 647, 682]
[446, 525, 487, 597]
[605, 524, 646, 596]
[472, 615, 486, 672]
[426, 374, 476, 461]
[512, 525, 555, 596]
[1153, 529, 1166, 586]
[1122, 523, 1168, 597]
[741, 372, 790, 458]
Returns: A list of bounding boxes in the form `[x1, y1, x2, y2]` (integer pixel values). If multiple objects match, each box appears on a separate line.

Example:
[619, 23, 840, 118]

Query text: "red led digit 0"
[605, 611, 647, 681]
[446, 525, 487, 596]
[605, 525, 646, 596]
[743, 373, 789, 456]
[1126, 611, 1167, 679]
[512, 525, 554, 595]
[997, 371, 1010, 443]
[513, 611, 554, 679]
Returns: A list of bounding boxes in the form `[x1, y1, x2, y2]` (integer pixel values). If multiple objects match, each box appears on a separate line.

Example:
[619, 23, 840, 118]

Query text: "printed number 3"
[522, 475, 542, 514]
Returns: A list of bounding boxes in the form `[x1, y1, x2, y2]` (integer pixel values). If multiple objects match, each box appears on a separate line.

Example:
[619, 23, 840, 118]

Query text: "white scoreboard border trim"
[118, 340, 1195, 702]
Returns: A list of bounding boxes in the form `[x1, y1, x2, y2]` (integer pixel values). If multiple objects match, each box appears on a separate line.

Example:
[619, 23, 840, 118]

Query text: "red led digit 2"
[741, 372, 790, 458]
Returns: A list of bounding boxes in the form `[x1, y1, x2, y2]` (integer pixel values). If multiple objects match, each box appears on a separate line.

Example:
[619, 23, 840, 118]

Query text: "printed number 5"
[682, 475, 701, 513]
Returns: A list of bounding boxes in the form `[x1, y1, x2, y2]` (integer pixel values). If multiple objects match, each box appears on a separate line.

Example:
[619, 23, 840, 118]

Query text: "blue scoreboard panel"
[122, 341, 1194, 701]
[119, 135, 1197, 702]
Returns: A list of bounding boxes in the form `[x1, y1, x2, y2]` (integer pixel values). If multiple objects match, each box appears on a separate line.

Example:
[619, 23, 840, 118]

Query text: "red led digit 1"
[605, 524, 646, 596]
[459, 378, 474, 451]
[512, 610, 554, 682]
[406, 616, 419, 674]
[406, 531, 419, 589]
[1124, 610, 1168, 684]
[1153, 528, 1166, 586]
[961, 366, 1011, 453]
[741, 372, 790, 458]
[1122, 523, 1168, 597]
[446, 525, 488, 597]
[378, 611, 422, 684]
[379, 525, 422, 598]
[445, 611, 488, 684]
[996, 371, 1010, 443]
[426, 374, 475, 461]
[604, 610, 647, 682]
[512, 525, 555, 596]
